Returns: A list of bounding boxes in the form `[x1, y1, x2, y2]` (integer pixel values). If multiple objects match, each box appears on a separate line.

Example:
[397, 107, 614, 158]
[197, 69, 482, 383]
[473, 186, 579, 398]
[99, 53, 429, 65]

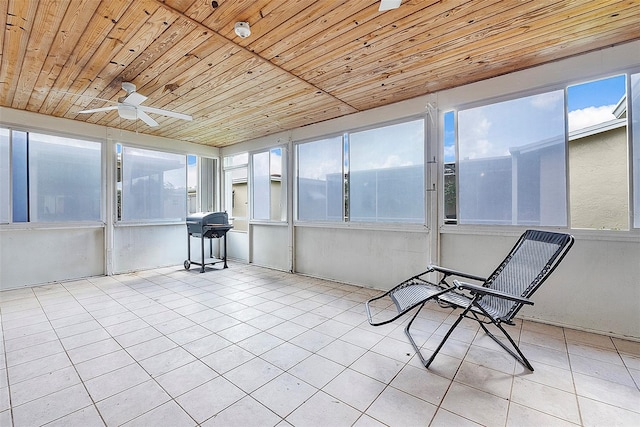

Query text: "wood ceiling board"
[3, 0, 640, 148]
[310, 0, 610, 94]
[11, 1, 70, 110]
[260, 0, 399, 68]
[97, 47, 265, 129]
[184, 96, 357, 145]
[37, 0, 135, 116]
[348, 20, 640, 110]
[290, 0, 528, 85]
[130, 71, 315, 138]
[323, 0, 634, 103]
[274, 0, 477, 74]
[161, 87, 356, 144]
[171, 86, 351, 140]
[235, 0, 358, 56]
[0, 0, 39, 106]
[220, 0, 328, 51]
[61, 2, 177, 118]
[54, 0, 168, 118]
[24, 0, 102, 112]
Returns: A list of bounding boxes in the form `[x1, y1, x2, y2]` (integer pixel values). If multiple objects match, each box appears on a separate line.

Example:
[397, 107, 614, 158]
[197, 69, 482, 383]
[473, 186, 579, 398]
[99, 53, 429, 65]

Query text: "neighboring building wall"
[232, 181, 248, 231]
[570, 126, 628, 230]
[271, 180, 282, 221]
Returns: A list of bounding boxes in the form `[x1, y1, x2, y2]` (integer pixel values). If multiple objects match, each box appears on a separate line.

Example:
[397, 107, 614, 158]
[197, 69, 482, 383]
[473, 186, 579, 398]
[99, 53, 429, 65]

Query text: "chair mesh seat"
[389, 281, 443, 312]
[390, 282, 502, 319]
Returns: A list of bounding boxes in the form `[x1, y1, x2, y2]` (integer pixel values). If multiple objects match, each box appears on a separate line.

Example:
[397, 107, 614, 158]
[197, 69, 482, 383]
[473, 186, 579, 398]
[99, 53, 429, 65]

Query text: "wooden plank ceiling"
[2, 0, 639, 147]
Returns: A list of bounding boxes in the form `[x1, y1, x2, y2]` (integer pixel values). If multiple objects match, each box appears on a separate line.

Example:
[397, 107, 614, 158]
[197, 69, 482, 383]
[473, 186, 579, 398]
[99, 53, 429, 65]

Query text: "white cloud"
[530, 91, 563, 110]
[568, 105, 616, 132]
[444, 144, 455, 162]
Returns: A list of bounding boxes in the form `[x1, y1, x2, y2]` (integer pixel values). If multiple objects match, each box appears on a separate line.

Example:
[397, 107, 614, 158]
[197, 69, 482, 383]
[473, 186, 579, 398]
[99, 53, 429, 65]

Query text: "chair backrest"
[478, 230, 574, 321]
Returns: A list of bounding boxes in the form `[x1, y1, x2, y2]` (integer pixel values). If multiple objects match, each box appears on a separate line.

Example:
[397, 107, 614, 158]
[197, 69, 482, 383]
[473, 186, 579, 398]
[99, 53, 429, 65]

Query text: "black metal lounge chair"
[365, 230, 574, 371]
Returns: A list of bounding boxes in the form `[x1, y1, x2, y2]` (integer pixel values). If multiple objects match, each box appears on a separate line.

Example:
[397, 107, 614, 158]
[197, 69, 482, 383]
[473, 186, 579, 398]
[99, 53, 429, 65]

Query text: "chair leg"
[405, 303, 468, 369]
[403, 302, 427, 364]
[422, 309, 467, 368]
[478, 321, 534, 371]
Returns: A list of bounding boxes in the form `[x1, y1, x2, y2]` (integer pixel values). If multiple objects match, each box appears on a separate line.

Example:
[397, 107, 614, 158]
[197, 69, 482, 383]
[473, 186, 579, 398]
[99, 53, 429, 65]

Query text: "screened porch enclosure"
[0, 41, 639, 343]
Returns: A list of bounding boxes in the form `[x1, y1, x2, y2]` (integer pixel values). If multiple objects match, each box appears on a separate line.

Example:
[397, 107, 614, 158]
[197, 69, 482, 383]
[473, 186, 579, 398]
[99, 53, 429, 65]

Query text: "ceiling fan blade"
[138, 105, 192, 121]
[78, 106, 119, 114]
[136, 109, 159, 127]
[51, 89, 116, 104]
[122, 91, 147, 106]
[379, 0, 401, 11]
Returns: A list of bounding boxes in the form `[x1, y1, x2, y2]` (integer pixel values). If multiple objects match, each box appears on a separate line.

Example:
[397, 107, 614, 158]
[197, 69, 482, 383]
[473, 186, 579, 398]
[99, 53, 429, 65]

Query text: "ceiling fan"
[379, 0, 401, 11]
[78, 82, 192, 127]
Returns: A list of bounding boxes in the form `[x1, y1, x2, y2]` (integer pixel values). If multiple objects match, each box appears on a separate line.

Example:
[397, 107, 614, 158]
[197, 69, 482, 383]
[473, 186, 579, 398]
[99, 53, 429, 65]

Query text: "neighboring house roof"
[613, 94, 627, 119]
[569, 117, 627, 141]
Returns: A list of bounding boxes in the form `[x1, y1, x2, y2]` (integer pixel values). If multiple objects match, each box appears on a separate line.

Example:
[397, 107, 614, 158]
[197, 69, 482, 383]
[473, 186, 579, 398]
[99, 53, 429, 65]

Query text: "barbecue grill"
[185, 211, 233, 272]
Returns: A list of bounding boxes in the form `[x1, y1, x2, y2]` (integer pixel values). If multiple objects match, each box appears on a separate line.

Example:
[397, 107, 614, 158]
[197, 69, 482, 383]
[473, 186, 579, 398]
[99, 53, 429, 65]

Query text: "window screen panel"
[349, 120, 425, 223]
[28, 133, 101, 222]
[253, 150, 270, 220]
[297, 136, 344, 221]
[631, 73, 640, 228]
[457, 91, 567, 226]
[0, 129, 9, 223]
[121, 147, 186, 221]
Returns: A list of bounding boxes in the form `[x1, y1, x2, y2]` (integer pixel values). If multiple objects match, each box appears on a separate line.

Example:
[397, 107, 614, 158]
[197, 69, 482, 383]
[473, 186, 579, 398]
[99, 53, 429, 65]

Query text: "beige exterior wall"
[232, 180, 282, 230]
[231, 182, 248, 231]
[569, 126, 628, 230]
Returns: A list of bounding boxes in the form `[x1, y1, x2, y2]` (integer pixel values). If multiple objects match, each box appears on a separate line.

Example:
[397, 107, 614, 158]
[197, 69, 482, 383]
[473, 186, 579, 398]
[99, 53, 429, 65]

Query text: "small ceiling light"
[234, 22, 251, 38]
[379, 0, 401, 11]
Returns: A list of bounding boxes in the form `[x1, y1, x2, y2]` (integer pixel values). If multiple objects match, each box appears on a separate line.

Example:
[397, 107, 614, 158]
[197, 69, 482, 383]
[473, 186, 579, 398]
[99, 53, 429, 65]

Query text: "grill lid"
[186, 211, 229, 226]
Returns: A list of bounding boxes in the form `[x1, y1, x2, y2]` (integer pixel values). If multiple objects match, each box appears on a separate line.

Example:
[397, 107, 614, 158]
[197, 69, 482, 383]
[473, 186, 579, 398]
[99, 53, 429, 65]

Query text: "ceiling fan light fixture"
[379, 0, 401, 11]
[234, 22, 251, 38]
[118, 104, 137, 120]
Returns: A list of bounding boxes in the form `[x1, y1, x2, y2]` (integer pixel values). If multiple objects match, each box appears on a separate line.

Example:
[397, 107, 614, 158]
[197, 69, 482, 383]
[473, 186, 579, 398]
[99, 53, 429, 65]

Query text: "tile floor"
[0, 263, 639, 426]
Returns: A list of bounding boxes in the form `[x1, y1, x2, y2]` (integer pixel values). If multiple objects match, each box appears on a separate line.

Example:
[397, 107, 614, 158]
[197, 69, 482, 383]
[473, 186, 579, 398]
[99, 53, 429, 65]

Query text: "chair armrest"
[428, 264, 486, 282]
[453, 280, 533, 305]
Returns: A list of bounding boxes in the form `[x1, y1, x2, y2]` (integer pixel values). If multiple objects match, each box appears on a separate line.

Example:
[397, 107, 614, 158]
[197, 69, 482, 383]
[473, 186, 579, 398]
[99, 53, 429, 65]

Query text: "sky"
[444, 74, 627, 162]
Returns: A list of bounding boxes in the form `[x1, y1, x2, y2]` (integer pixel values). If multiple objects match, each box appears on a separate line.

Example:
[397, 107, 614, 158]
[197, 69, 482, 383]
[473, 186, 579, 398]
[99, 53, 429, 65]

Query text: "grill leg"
[223, 233, 228, 268]
[187, 230, 191, 261]
[200, 236, 205, 273]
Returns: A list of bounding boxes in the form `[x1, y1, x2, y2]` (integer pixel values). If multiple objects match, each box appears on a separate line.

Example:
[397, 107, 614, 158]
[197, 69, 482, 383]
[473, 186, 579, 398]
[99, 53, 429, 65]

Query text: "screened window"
[252, 147, 286, 221]
[443, 111, 457, 223]
[349, 120, 424, 222]
[0, 128, 101, 223]
[187, 155, 198, 214]
[121, 147, 186, 221]
[297, 136, 344, 221]
[12, 131, 28, 222]
[0, 129, 9, 223]
[0, 129, 10, 223]
[29, 133, 101, 222]
[457, 91, 567, 226]
[632, 72, 640, 228]
[567, 75, 628, 230]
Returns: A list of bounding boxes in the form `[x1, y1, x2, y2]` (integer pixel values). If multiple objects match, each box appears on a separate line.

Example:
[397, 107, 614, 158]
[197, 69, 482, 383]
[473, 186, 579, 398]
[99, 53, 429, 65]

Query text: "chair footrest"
[389, 281, 444, 313]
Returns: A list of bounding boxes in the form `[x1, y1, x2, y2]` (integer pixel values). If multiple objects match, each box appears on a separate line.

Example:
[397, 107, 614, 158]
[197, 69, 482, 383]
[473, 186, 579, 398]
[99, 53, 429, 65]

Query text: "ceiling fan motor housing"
[122, 82, 137, 94]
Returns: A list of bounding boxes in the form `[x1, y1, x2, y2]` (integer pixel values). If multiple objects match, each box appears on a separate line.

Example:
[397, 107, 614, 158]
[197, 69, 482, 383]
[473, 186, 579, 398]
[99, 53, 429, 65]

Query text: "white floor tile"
[96, 379, 170, 426]
[2, 264, 639, 427]
[252, 372, 317, 418]
[286, 390, 362, 427]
